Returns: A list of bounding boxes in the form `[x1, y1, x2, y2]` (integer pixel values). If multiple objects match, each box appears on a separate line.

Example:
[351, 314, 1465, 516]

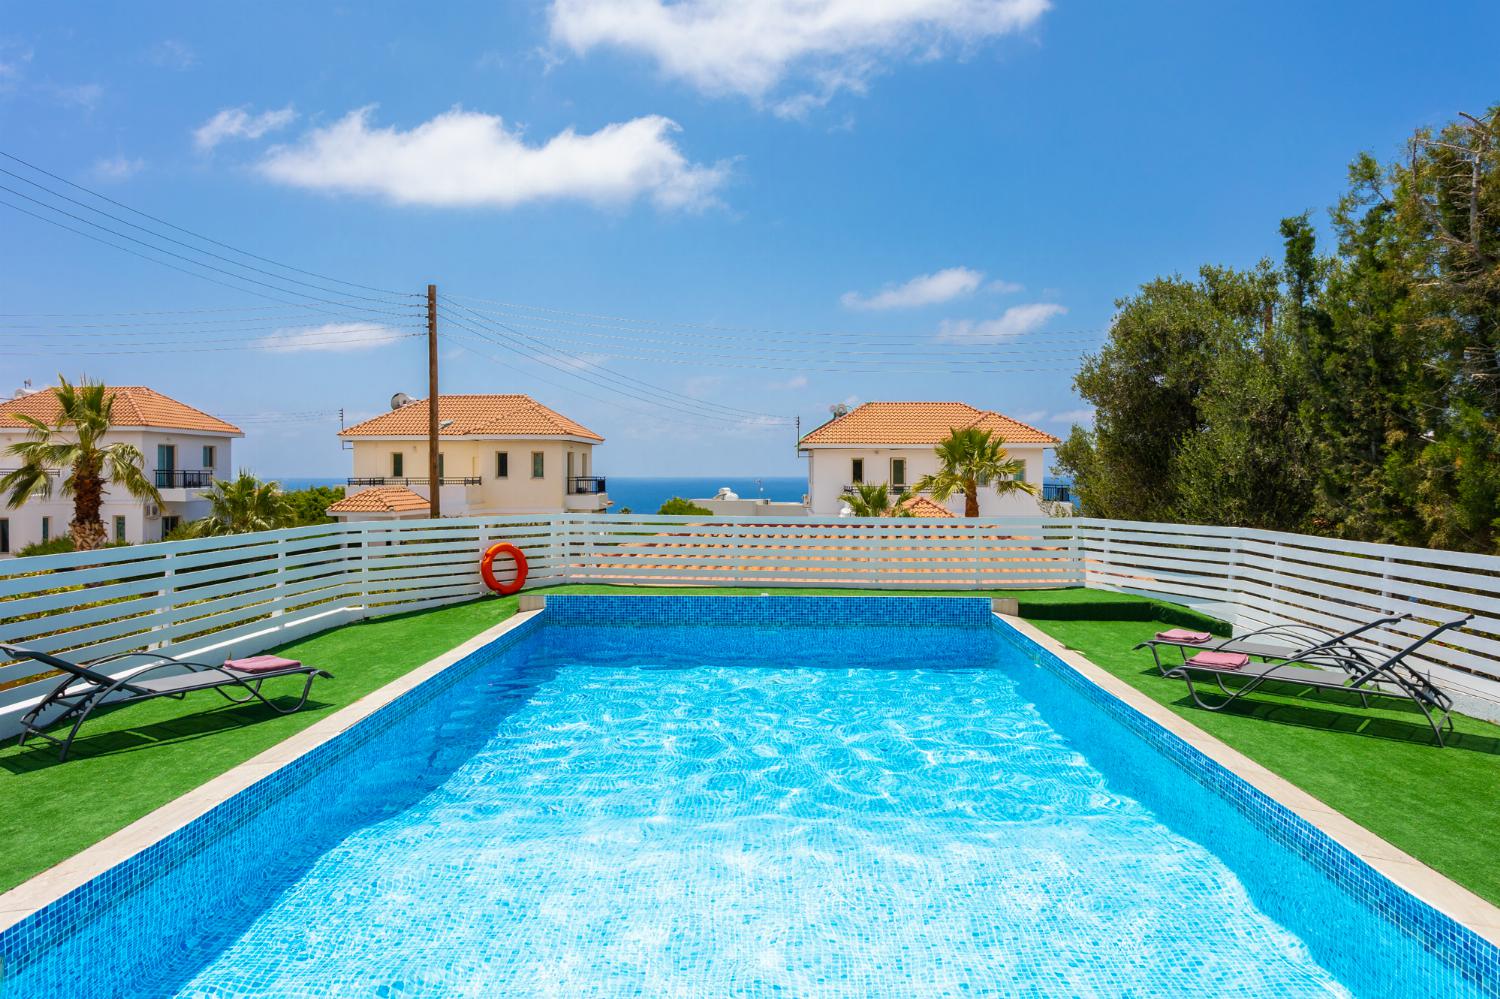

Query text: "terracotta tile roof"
[0, 386, 241, 435]
[800, 401, 1058, 447]
[339, 394, 603, 442]
[326, 485, 431, 515]
[898, 495, 956, 518]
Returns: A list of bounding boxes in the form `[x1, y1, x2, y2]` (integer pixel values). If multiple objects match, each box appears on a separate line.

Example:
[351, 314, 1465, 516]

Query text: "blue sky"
[1, 1, 1496, 478]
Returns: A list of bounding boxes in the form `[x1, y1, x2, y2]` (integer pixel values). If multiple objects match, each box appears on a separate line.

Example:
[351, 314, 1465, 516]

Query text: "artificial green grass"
[0, 596, 523, 894]
[1034, 616, 1500, 906]
[3, 584, 1495, 912]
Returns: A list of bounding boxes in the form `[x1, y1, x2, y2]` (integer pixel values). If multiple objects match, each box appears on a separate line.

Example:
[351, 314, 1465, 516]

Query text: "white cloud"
[683, 374, 726, 398]
[768, 374, 809, 390]
[254, 322, 406, 354]
[257, 106, 729, 212]
[147, 40, 197, 70]
[1016, 409, 1047, 424]
[549, 0, 1050, 111]
[91, 156, 144, 181]
[841, 266, 984, 310]
[987, 278, 1024, 294]
[54, 83, 104, 110]
[1051, 407, 1095, 425]
[935, 302, 1067, 342]
[194, 105, 298, 151]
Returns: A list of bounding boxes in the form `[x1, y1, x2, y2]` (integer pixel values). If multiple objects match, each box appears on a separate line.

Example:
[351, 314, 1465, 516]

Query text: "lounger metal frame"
[1145, 616, 1471, 746]
[2, 644, 333, 762]
[1136, 613, 1412, 677]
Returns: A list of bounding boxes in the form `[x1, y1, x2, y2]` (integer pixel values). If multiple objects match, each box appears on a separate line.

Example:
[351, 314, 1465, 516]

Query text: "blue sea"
[270, 475, 808, 514]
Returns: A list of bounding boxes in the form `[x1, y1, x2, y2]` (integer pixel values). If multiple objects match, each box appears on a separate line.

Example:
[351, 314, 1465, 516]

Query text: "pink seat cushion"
[1157, 628, 1212, 644]
[224, 655, 302, 674]
[1185, 650, 1250, 670]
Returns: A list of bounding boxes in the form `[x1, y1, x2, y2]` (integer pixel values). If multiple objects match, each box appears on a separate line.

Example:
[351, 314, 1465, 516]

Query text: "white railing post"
[152, 548, 176, 651]
[271, 532, 288, 620]
[357, 521, 373, 617]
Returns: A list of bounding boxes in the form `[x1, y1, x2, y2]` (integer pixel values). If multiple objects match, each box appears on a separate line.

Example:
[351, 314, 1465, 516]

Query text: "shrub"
[657, 497, 712, 516]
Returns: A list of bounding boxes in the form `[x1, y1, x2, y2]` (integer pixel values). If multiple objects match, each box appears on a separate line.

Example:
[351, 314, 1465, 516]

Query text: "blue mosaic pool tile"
[2, 597, 1498, 998]
[991, 616, 1500, 996]
[543, 593, 993, 629]
[0, 614, 542, 997]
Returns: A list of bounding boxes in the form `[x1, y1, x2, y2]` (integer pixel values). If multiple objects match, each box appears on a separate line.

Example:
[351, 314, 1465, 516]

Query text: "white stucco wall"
[0, 427, 235, 552]
[804, 444, 1049, 516]
[348, 437, 603, 514]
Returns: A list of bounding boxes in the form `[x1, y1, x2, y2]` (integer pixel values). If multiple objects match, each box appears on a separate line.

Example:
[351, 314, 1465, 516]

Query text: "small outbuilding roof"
[326, 485, 431, 515]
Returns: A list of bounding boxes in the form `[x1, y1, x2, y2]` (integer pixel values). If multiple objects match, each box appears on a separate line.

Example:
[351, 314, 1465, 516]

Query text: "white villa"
[799, 401, 1060, 517]
[0, 385, 242, 553]
[329, 394, 608, 521]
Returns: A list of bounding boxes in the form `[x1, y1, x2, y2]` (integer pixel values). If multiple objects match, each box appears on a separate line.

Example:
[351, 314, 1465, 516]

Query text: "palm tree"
[0, 376, 161, 550]
[915, 427, 1039, 517]
[840, 481, 916, 517]
[182, 471, 293, 536]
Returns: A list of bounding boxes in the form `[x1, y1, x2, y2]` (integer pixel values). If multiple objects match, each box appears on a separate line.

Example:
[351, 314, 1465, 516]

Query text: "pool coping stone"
[0, 608, 544, 933]
[1000, 612, 1500, 948]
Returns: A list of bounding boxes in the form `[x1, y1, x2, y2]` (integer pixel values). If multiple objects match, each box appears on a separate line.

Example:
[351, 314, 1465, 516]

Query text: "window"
[1013, 465, 1027, 483]
[438, 453, 446, 478]
[531, 451, 545, 479]
[0, 518, 9, 553]
[201, 445, 215, 469]
[114, 515, 126, 542]
[851, 458, 864, 484]
[890, 458, 906, 489]
[161, 516, 180, 538]
[391, 452, 404, 477]
[40, 516, 49, 542]
[156, 444, 175, 470]
[496, 451, 509, 478]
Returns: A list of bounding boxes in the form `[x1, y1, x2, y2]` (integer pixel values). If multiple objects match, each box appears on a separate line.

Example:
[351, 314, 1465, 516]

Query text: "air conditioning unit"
[145, 503, 160, 519]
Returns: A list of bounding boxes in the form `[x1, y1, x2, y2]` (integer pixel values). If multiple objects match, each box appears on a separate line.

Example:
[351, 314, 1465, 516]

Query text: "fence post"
[272, 531, 288, 620]
[152, 548, 176, 651]
[357, 522, 372, 618]
[1068, 519, 1084, 587]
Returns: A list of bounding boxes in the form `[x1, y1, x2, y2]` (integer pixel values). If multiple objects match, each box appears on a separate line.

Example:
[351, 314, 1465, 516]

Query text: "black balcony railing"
[1042, 482, 1073, 503]
[568, 476, 607, 495]
[347, 476, 481, 487]
[155, 469, 214, 489]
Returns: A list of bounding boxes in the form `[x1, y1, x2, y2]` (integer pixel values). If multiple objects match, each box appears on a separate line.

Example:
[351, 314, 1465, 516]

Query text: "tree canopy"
[1057, 106, 1500, 553]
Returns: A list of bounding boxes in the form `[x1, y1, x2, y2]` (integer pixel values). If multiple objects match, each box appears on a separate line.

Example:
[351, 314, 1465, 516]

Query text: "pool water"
[5, 597, 1493, 998]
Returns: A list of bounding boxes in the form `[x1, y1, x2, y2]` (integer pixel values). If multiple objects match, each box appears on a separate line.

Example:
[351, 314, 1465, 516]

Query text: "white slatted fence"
[4, 513, 1500, 734]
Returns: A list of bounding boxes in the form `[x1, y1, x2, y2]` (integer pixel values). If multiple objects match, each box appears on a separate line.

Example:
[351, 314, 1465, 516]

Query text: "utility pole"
[427, 283, 440, 519]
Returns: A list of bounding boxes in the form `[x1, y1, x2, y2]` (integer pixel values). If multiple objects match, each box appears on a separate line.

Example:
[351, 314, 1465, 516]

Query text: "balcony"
[565, 476, 609, 512]
[1042, 482, 1073, 504]
[154, 469, 215, 489]
[567, 476, 607, 495]
[347, 477, 482, 487]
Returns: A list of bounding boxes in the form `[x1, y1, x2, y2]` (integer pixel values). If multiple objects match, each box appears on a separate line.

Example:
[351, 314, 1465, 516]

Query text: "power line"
[443, 332, 784, 435]
[441, 297, 792, 423]
[441, 310, 791, 427]
[0, 167, 411, 307]
[0, 197, 416, 320]
[0, 184, 419, 319]
[0, 147, 414, 299]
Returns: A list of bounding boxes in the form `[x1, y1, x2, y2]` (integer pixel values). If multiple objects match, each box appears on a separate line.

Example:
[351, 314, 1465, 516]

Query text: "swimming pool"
[2, 596, 1496, 997]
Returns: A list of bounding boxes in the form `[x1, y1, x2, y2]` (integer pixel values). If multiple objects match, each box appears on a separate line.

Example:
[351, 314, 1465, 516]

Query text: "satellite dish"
[829, 402, 851, 418]
[390, 392, 413, 410]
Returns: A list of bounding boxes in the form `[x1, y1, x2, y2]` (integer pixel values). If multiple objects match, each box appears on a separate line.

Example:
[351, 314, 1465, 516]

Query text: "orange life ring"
[480, 542, 528, 595]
